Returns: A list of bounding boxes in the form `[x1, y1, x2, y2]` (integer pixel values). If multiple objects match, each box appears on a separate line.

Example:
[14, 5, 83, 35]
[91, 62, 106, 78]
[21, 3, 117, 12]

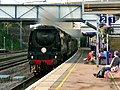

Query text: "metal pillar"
[106, 14, 109, 65]
[19, 22, 23, 49]
[96, 20, 99, 67]
[106, 14, 109, 51]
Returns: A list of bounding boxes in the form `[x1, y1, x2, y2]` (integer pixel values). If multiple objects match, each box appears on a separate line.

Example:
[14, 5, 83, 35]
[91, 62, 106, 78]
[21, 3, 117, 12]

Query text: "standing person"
[93, 50, 120, 78]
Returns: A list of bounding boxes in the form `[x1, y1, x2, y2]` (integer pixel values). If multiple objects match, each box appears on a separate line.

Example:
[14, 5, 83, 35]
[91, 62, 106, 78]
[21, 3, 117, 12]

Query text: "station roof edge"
[0, 3, 82, 6]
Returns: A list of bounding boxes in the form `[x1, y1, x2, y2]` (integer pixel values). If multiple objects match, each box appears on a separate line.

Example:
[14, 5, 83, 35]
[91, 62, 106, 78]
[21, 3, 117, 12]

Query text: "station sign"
[108, 17, 115, 23]
[100, 16, 115, 24]
[100, 16, 107, 23]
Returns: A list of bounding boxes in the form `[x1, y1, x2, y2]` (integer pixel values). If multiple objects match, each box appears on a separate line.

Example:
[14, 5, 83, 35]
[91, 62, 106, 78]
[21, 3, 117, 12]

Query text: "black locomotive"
[28, 25, 78, 74]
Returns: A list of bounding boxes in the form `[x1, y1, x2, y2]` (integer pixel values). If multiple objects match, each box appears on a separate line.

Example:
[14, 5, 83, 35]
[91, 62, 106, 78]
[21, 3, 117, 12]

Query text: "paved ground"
[57, 63, 115, 90]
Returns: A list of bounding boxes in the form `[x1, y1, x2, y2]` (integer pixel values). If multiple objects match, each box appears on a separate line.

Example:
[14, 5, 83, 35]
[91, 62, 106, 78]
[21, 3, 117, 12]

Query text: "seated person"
[84, 51, 96, 64]
[99, 49, 105, 58]
[99, 48, 112, 58]
[99, 49, 106, 64]
[103, 48, 107, 58]
[93, 50, 120, 78]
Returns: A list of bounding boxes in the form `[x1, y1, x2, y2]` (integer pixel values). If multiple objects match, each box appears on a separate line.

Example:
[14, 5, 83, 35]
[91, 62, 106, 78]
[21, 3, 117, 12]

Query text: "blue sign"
[108, 16, 115, 23]
[100, 16, 107, 23]
[100, 16, 115, 24]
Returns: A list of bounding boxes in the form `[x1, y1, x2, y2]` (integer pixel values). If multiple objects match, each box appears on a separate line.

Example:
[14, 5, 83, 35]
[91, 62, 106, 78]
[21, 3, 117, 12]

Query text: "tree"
[3, 22, 12, 34]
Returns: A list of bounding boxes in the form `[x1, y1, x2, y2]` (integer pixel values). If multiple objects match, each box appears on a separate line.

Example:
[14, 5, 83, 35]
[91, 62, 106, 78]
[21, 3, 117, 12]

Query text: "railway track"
[11, 75, 35, 90]
[0, 49, 27, 55]
[0, 51, 33, 90]
[0, 52, 27, 62]
[0, 52, 27, 70]
[0, 50, 49, 90]
[11, 74, 45, 90]
[0, 57, 28, 70]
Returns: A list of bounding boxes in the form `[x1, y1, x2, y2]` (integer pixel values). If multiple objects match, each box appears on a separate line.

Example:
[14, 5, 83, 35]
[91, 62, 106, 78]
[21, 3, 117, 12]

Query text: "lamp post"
[3, 36, 5, 49]
[96, 19, 99, 67]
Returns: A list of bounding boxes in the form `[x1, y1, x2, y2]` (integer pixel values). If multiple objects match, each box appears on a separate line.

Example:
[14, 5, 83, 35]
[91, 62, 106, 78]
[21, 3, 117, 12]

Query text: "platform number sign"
[100, 16, 107, 23]
[109, 17, 115, 23]
[100, 16, 115, 24]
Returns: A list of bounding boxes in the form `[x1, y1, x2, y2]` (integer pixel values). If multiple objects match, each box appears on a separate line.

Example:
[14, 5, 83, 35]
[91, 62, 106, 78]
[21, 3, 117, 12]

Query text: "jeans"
[97, 66, 111, 77]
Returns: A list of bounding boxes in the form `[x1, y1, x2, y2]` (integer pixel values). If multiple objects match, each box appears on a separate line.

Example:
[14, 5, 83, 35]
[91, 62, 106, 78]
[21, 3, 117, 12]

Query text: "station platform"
[26, 48, 120, 90]
[54, 64, 115, 90]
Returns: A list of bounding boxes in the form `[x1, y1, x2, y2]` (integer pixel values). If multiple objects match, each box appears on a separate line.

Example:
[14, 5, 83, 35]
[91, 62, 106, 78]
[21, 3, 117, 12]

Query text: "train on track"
[28, 24, 78, 75]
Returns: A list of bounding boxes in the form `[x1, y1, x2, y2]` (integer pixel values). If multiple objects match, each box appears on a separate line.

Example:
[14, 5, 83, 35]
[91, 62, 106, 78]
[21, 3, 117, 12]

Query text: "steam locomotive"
[28, 25, 78, 75]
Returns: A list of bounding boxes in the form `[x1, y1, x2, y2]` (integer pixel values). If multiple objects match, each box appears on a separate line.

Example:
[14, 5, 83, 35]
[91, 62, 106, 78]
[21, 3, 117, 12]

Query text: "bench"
[99, 54, 112, 65]
[105, 64, 120, 80]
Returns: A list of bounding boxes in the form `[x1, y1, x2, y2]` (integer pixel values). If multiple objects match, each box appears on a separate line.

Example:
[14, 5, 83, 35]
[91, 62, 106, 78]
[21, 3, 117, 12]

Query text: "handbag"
[111, 66, 118, 72]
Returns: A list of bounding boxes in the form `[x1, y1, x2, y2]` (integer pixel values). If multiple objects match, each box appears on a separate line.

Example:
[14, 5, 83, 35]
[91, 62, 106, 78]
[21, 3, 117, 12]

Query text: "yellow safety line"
[109, 72, 120, 90]
[55, 53, 82, 90]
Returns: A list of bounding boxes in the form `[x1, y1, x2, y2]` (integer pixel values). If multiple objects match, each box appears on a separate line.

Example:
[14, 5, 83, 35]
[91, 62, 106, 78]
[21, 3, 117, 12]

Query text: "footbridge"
[0, 1, 120, 25]
[0, 4, 83, 22]
[0, 3, 100, 31]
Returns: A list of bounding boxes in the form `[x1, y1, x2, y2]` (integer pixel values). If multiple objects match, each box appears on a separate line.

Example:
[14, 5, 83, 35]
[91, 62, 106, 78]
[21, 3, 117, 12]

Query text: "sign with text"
[109, 17, 115, 23]
[100, 16, 107, 23]
[100, 16, 115, 24]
